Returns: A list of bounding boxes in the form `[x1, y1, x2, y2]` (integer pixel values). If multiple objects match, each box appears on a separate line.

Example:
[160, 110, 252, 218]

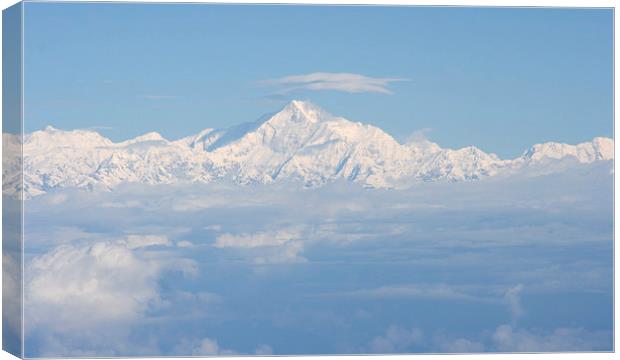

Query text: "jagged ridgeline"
[4, 100, 614, 198]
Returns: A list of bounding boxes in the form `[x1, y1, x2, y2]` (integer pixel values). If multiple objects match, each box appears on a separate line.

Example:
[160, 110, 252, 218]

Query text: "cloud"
[404, 127, 433, 144]
[253, 240, 307, 265]
[25, 241, 162, 331]
[126, 234, 171, 249]
[504, 284, 524, 324]
[176, 240, 194, 248]
[20, 162, 612, 355]
[23, 235, 206, 356]
[491, 324, 611, 352]
[171, 194, 240, 212]
[214, 227, 307, 264]
[214, 227, 303, 248]
[193, 338, 235, 355]
[174, 337, 236, 356]
[264, 72, 408, 95]
[255, 344, 273, 355]
[430, 323, 611, 353]
[368, 325, 424, 353]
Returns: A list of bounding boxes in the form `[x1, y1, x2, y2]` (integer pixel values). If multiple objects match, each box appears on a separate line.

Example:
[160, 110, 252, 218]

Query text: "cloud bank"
[21, 160, 612, 356]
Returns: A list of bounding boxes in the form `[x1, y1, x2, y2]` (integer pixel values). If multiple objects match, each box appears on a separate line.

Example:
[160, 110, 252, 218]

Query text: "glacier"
[4, 100, 614, 198]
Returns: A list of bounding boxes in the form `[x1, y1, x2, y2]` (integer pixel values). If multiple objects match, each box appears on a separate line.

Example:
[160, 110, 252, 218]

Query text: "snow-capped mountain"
[3, 100, 614, 198]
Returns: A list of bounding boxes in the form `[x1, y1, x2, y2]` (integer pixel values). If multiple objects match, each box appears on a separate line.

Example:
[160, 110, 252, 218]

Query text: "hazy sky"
[23, 3, 613, 158]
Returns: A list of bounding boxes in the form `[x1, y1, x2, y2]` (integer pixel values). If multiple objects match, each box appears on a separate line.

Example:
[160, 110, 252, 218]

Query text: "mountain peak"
[133, 132, 166, 142]
[287, 99, 315, 110]
[276, 100, 331, 124]
[120, 131, 168, 147]
[27, 125, 113, 149]
[521, 137, 614, 163]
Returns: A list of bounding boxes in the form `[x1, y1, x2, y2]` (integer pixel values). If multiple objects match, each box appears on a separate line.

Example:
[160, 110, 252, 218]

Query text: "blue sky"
[23, 3, 612, 158]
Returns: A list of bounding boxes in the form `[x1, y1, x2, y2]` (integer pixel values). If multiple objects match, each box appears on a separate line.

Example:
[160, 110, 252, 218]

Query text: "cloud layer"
[21, 160, 612, 355]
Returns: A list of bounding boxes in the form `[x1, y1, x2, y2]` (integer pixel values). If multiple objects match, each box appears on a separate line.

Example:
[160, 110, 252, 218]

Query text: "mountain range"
[2, 100, 614, 198]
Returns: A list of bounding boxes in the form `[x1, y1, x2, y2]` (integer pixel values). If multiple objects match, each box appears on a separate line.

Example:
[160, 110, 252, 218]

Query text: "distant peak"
[288, 99, 312, 108]
[44, 125, 59, 132]
[283, 99, 320, 111]
[275, 100, 332, 124]
[135, 132, 165, 141]
[125, 132, 167, 144]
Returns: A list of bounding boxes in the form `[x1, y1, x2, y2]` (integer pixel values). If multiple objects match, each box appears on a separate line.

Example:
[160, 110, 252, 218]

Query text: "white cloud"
[404, 127, 433, 144]
[215, 227, 307, 264]
[255, 344, 273, 355]
[126, 234, 171, 249]
[195, 338, 226, 355]
[25, 241, 162, 331]
[192, 338, 235, 356]
[173, 337, 236, 356]
[438, 338, 485, 353]
[430, 322, 611, 353]
[171, 195, 229, 212]
[504, 284, 524, 324]
[176, 240, 194, 248]
[214, 227, 303, 249]
[265, 72, 408, 94]
[491, 324, 610, 352]
[23, 236, 208, 356]
[368, 325, 424, 353]
[254, 240, 307, 265]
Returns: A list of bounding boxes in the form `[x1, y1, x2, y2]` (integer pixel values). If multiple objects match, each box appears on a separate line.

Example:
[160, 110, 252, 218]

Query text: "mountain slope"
[7, 100, 614, 197]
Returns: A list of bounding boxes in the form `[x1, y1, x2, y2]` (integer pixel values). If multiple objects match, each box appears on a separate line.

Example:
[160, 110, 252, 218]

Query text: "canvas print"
[2, 2, 614, 357]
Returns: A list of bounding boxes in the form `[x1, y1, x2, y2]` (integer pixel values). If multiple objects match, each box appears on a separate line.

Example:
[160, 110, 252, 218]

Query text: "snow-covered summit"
[26, 126, 114, 149]
[120, 131, 167, 145]
[522, 137, 613, 163]
[272, 100, 333, 125]
[7, 100, 614, 197]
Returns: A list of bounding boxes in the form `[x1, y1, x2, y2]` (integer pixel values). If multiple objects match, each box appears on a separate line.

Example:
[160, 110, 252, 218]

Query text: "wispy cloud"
[504, 284, 524, 325]
[263, 72, 408, 95]
[214, 227, 307, 264]
[368, 325, 424, 353]
[405, 128, 433, 143]
[214, 227, 303, 249]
